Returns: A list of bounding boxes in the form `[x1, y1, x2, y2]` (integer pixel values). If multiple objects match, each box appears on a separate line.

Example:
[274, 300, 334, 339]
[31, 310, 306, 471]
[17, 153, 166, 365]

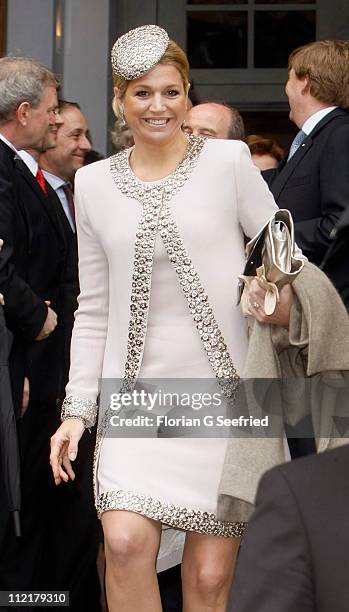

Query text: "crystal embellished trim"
[159, 200, 239, 398]
[121, 195, 162, 388]
[92, 136, 241, 508]
[61, 395, 97, 428]
[110, 134, 206, 209]
[109, 134, 240, 397]
[97, 489, 246, 538]
[110, 135, 205, 387]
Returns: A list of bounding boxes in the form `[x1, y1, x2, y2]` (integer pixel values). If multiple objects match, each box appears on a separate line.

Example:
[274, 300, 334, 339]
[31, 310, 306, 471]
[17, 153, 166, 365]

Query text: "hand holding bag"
[238, 209, 304, 315]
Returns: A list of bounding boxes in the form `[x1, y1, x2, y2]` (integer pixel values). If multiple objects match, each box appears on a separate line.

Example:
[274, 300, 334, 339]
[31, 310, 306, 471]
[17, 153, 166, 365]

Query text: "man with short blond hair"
[265, 40, 349, 459]
[266, 39, 349, 301]
[288, 40, 349, 111]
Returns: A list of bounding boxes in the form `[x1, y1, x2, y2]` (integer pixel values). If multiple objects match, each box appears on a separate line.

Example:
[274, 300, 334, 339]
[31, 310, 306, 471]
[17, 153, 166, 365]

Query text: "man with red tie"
[0, 57, 59, 415]
[0, 53, 61, 580]
[0, 59, 100, 609]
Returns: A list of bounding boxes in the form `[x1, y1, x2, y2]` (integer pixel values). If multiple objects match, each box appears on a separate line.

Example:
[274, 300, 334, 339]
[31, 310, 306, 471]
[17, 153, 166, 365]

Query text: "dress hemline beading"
[97, 488, 246, 538]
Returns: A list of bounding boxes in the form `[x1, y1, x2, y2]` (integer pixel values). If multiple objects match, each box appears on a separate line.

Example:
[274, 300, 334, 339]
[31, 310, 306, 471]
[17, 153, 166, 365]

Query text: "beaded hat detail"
[111, 25, 170, 80]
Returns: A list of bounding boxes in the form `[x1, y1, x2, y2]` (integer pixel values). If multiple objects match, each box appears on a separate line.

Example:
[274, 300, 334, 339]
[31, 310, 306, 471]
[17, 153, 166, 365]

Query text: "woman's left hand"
[245, 279, 293, 327]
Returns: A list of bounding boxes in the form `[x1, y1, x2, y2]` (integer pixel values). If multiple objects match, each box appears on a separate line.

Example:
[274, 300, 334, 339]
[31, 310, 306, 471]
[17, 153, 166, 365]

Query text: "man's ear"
[300, 75, 310, 96]
[16, 101, 30, 127]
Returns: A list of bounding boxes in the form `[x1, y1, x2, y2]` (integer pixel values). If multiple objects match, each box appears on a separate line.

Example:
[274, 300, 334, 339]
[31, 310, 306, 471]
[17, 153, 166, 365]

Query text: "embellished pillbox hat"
[111, 25, 170, 80]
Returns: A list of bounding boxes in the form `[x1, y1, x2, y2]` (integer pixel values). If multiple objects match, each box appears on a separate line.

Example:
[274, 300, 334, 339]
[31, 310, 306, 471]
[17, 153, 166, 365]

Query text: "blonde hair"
[110, 119, 134, 153]
[288, 40, 349, 110]
[112, 39, 189, 119]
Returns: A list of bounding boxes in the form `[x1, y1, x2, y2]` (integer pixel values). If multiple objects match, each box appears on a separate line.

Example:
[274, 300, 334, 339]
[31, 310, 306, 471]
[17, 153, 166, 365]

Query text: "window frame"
[113, 0, 349, 111]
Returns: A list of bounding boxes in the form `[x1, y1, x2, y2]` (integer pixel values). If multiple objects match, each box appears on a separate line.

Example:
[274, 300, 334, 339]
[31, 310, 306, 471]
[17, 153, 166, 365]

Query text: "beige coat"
[217, 262, 349, 522]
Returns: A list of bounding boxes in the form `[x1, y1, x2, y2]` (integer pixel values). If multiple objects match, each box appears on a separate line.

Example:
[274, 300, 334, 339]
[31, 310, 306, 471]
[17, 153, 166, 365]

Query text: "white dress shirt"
[0, 132, 19, 155]
[18, 149, 38, 175]
[302, 106, 338, 135]
[43, 170, 76, 232]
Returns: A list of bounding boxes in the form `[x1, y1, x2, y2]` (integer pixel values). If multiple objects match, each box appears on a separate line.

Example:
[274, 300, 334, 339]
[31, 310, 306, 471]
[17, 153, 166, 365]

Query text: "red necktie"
[36, 167, 47, 195]
[63, 183, 76, 229]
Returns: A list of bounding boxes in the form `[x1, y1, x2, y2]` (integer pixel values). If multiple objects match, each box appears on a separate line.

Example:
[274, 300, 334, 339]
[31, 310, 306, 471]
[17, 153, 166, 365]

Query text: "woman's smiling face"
[119, 63, 188, 146]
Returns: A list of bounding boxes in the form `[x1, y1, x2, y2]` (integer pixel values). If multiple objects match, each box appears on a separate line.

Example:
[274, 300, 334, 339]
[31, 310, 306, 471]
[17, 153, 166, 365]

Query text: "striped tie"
[287, 130, 306, 161]
[63, 183, 76, 229]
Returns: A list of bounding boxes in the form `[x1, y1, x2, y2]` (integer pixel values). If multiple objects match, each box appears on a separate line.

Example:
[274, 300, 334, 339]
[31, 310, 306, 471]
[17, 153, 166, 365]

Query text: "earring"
[119, 104, 127, 127]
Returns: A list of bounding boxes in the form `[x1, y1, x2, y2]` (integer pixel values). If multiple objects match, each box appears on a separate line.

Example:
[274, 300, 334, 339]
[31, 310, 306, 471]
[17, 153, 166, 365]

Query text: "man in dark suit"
[0, 57, 59, 415]
[40, 100, 91, 197]
[16, 148, 99, 609]
[0, 58, 99, 609]
[0, 56, 61, 551]
[264, 41, 349, 458]
[0, 146, 76, 593]
[265, 40, 349, 277]
[38, 103, 102, 610]
[231, 443, 349, 612]
[320, 205, 349, 311]
[40, 100, 92, 384]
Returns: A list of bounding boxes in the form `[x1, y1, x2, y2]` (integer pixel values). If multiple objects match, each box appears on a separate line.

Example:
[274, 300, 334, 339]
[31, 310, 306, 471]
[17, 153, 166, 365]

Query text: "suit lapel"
[0, 138, 16, 163]
[271, 108, 347, 201]
[15, 159, 63, 234]
[271, 137, 313, 200]
[15, 159, 68, 252]
[50, 183, 74, 242]
[0, 140, 33, 241]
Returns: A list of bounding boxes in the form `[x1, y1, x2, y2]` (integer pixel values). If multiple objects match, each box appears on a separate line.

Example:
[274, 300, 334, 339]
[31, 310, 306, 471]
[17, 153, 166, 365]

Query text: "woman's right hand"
[50, 418, 85, 485]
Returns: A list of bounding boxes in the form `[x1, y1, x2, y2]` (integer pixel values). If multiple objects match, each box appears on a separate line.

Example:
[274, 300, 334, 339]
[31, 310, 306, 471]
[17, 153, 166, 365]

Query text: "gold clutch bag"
[238, 209, 304, 315]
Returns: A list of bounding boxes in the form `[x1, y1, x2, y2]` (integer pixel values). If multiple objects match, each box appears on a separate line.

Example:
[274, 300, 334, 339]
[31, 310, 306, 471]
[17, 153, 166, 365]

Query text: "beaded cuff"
[61, 395, 97, 429]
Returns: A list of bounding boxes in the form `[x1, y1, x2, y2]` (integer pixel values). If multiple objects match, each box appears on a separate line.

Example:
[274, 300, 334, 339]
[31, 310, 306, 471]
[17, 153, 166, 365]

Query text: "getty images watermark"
[98, 377, 349, 439]
[97, 382, 271, 438]
[110, 412, 269, 430]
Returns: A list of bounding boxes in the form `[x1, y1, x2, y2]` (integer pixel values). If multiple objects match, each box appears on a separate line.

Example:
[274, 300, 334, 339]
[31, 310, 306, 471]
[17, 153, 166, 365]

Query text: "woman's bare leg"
[181, 532, 241, 612]
[102, 510, 162, 612]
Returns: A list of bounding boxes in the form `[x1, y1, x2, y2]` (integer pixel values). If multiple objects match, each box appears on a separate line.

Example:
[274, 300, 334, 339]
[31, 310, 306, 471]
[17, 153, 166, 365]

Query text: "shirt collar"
[302, 106, 338, 136]
[0, 133, 19, 155]
[42, 169, 66, 190]
[17, 150, 38, 176]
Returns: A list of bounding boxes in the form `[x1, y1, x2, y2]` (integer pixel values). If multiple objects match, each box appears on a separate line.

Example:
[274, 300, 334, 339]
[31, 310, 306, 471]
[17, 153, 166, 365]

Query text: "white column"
[6, 0, 55, 68]
[62, 0, 110, 155]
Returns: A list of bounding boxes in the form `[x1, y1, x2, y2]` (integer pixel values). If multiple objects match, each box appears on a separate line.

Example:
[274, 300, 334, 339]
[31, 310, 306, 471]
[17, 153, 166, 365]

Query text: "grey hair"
[0, 57, 57, 123]
[227, 105, 245, 141]
[201, 101, 245, 140]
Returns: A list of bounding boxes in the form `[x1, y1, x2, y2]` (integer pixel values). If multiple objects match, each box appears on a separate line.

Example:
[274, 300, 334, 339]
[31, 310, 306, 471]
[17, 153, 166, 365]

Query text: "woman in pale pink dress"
[50, 26, 292, 612]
